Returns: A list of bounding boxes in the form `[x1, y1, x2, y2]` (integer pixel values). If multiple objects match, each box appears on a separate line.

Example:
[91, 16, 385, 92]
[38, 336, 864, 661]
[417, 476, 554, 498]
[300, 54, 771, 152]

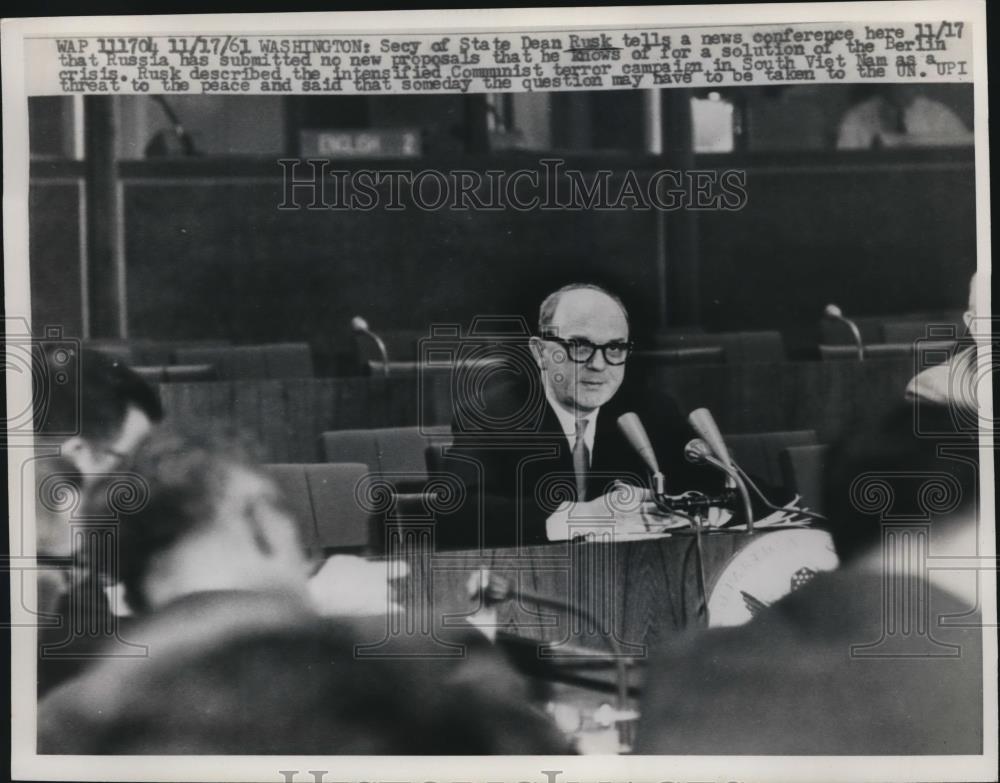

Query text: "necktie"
[573, 418, 590, 502]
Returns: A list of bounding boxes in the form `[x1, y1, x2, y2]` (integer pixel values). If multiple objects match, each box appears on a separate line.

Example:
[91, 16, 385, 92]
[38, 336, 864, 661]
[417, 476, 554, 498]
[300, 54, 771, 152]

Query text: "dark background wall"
[25, 87, 977, 369]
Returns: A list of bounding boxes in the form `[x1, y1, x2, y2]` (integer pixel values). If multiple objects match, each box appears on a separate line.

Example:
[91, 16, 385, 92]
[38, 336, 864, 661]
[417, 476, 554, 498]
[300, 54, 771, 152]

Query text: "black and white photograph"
[3, 3, 995, 782]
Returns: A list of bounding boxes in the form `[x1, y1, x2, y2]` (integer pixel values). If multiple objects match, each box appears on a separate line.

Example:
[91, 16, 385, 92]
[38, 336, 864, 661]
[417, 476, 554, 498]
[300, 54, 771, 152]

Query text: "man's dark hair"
[537, 282, 630, 337]
[110, 423, 277, 613]
[824, 403, 979, 563]
[37, 347, 163, 443]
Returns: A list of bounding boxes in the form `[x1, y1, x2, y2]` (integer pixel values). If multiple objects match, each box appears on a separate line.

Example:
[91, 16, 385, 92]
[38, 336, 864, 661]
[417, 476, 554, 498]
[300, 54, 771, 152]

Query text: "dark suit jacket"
[439, 374, 720, 549]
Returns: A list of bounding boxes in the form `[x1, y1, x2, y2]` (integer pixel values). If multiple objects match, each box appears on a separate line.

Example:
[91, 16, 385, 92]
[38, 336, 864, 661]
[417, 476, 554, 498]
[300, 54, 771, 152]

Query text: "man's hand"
[574, 482, 660, 523]
[545, 482, 662, 540]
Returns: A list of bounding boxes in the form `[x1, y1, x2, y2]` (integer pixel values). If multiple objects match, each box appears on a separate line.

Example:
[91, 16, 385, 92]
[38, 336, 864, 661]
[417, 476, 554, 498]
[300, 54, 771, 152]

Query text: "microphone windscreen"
[823, 303, 843, 319]
[350, 316, 369, 332]
[687, 408, 733, 468]
[617, 412, 660, 474]
[683, 438, 713, 464]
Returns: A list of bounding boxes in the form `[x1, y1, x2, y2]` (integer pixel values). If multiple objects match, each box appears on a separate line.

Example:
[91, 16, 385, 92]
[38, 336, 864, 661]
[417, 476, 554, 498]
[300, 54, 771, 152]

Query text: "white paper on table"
[546, 501, 688, 542]
[725, 495, 816, 531]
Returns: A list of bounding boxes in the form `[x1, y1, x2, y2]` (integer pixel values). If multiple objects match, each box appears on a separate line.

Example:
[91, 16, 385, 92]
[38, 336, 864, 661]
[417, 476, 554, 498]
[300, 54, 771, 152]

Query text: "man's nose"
[586, 348, 607, 370]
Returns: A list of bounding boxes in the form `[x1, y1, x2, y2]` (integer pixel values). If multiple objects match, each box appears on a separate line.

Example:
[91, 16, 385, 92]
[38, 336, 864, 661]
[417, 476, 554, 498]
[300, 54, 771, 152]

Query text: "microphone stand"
[824, 306, 865, 361]
[351, 317, 390, 379]
[475, 573, 636, 751]
[699, 454, 755, 534]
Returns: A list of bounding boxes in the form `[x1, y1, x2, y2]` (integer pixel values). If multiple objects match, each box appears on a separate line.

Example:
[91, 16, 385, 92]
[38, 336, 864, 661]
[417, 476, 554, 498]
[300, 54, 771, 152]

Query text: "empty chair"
[631, 345, 726, 366]
[175, 343, 313, 379]
[162, 363, 218, 382]
[132, 363, 218, 383]
[83, 340, 135, 365]
[132, 339, 231, 366]
[819, 340, 956, 361]
[367, 355, 510, 378]
[724, 430, 819, 491]
[882, 318, 964, 346]
[652, 330, 786, 363]
[779, 444, 830, 514]
[716, 330, 786, 363]
[320, 426, 452, 493]
[265, 463, 372, 552]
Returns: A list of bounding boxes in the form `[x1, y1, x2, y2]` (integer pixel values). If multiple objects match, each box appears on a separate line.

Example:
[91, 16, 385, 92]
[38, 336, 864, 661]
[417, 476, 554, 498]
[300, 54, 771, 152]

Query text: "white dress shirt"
[543, 382, 598, 464]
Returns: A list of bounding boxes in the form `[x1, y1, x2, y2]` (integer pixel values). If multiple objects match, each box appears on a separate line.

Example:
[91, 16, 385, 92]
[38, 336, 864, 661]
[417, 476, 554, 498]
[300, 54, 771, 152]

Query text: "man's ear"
[528, 336, 545, 368]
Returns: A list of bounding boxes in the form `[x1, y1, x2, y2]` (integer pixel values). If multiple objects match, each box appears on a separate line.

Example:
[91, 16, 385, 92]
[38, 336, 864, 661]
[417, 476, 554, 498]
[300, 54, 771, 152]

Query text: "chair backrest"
[819, 340, 956, 361]
[133, 363, 218, 383]
[367, 355, 510, 378]
[84, 339, 232, 367]
[135, 340, 231, 366]
[652, 330, 786, 363]
[83, 340, 135, 365]
[724, 430, 819, 490]
[264, 463, 372, 552]
[175, 343, 313, 379]
[882, 317, 964, 345]
[632, 345, 726, 366]
[163, 363, 218, 382]
[779, 444, 831, 514]
[320, 426, 452, 492]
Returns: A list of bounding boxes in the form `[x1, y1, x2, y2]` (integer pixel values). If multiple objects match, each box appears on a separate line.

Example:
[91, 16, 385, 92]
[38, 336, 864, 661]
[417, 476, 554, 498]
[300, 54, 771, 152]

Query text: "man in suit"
[440, 283, 717, 549]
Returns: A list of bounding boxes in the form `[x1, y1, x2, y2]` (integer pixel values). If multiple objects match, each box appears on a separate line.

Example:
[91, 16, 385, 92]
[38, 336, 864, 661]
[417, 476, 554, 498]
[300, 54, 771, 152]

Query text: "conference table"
[360, 525, 832, 753]
[378, 529, 748, 654]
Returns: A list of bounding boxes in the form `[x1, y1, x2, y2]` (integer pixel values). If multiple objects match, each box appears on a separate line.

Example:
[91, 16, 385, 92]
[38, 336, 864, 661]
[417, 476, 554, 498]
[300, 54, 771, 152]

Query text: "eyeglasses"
[543, 336, 632, 366]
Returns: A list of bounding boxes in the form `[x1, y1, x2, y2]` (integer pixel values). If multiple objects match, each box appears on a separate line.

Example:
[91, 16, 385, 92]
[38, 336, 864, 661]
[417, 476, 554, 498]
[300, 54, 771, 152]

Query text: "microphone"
[469, 569, 635, 747]
[350, 316, 390, 378]
[823, 303, 865, 360]
[683, 421, 755, 533]
[617, 412, 665, 495]
[683, 437, 714, 465]
[687, 408, 734, 470]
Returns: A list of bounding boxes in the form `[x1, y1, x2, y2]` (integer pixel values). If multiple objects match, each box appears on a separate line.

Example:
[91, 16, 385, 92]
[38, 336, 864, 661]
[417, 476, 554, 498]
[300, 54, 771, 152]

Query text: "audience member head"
[33, 348, 162, 557]
[824, 403, 978, 564]
[529, 283, 631, 415]
[111, 423, 311, 613]
[37, 347, 162, 484]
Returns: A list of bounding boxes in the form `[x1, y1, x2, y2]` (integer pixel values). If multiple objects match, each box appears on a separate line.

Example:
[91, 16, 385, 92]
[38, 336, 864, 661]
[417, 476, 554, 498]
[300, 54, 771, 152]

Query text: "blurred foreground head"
[824, 402, 979, 563]
[111, 423, 312, 613]
[38, 604, 572, 754]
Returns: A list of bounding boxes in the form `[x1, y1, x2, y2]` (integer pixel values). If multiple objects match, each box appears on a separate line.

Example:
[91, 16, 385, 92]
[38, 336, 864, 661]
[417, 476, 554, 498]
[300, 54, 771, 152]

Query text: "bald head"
[538, 283, 629, 337]
[530, 284, 630, 415]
